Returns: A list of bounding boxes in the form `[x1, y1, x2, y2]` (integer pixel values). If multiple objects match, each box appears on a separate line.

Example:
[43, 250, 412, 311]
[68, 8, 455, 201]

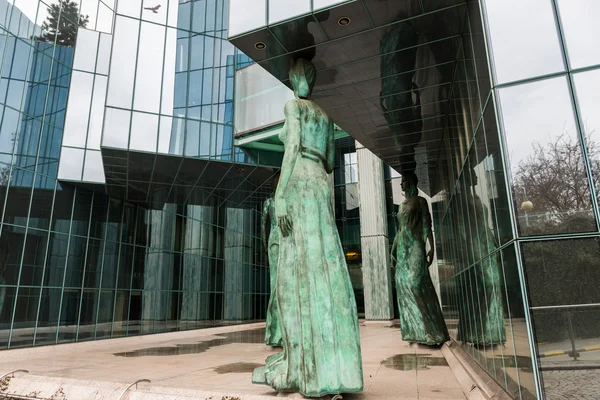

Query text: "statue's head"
[289, 58, 316, 99]
[401, 171, 418, 193]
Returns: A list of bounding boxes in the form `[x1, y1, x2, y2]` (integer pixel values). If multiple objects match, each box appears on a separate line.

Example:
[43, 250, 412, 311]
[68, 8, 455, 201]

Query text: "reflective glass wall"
[482, 0, 600, 398]
[433, 1, 535, 398]
[0, 0, 271, 350]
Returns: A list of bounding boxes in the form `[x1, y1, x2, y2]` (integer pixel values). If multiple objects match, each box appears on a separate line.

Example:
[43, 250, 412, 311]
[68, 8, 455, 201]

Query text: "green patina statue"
[391, 172, 449, 346]
[252, 58, 363, 397]
[262, 172, 283, 347]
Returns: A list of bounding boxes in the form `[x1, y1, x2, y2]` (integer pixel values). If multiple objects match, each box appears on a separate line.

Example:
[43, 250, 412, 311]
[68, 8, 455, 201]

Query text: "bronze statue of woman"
[262, 172, 282, 346]
[252, 58, 363, 397]
[391, 172, 449, 346]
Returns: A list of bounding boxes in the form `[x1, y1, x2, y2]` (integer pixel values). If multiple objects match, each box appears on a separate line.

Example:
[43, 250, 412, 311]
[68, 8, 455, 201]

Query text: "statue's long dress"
[264, 197, 282, 346]
[457, 194, 506, 346]
[395, 196, 449, 345]
[253, 105, 363, 397]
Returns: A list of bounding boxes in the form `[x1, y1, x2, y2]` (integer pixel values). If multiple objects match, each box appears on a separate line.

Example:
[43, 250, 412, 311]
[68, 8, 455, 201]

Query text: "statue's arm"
[325, 119, 335, 174]
[275, 100, 301, 204]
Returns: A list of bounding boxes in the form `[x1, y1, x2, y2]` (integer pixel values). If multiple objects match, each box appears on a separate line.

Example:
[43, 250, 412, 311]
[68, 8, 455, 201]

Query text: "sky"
[485, 0, 600, 170]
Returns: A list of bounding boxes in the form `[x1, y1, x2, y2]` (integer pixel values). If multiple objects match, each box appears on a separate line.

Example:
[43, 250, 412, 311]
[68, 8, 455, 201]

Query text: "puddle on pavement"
[382, 354, 448, 370]
[213, 362, 263, 374]
[113, 328, 265, 357]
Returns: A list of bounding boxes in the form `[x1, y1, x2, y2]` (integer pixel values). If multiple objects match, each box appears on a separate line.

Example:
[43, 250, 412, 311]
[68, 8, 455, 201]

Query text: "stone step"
[1, 374, 304, 400]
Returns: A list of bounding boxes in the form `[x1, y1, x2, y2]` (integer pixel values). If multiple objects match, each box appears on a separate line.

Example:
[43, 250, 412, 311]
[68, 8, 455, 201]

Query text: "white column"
[356, 141, 394, 320]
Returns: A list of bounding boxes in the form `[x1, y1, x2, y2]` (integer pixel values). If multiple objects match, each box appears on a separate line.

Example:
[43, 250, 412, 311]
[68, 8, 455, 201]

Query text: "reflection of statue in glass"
[380, 17, 421, 172]
[262, 172, 282, 347]
[457, 169, 506, 346]
[252, 59, 363, 397]
[0, 237, 9, 317]
[391, 172, 449, 345]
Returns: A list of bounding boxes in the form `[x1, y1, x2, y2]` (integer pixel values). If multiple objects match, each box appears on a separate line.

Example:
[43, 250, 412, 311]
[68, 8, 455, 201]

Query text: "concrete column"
[142, 204, 176, 322]
[356, 141, 394, 320]
[180, 205, 214, 321]
[223, 207, 254, 321]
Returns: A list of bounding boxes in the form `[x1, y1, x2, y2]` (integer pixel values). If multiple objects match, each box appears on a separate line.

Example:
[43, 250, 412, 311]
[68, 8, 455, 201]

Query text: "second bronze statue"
[391, 172, 449, 346]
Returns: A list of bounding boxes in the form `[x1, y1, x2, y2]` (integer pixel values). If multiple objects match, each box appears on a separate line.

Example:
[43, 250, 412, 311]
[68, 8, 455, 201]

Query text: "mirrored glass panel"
[228, 0, 265, 37]
[63, 71, 94, 148]
[234, 63, 294, 134]
[269, 0, 310, 24]
[73, 28, 99, 73]
[83, 149, 105, 183]
[484, 0, 564, 84]
[130, 112, 158, 153]
[498, 76, 596, 236]
[106, 16, 139, 109]
[557, 0, 600, 69]
[574, 69, 600, 207]
[102, 107, 131, 149]
[133, 21, 165, 113]
[57, 147, 84, 181]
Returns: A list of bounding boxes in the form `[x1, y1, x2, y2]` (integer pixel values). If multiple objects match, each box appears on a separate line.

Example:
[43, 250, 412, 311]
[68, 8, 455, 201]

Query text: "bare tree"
[512, 130, 599, 233]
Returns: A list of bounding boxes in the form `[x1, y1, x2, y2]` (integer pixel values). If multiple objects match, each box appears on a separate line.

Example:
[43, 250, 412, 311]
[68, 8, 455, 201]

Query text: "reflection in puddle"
[382, 354, 448, 370]
[214, 362, 263, 374]
[113, 328, 265, 357]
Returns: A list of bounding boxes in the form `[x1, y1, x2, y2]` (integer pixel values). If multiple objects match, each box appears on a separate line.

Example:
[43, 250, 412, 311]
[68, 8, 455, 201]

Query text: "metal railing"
[117, 379, 151, 400]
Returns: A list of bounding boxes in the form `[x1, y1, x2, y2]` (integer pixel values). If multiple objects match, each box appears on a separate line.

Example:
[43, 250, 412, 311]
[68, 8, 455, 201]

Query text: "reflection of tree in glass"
[32, 0, 89, 47]
[0, 133, 16, 186]
[513, 131, 598, 234]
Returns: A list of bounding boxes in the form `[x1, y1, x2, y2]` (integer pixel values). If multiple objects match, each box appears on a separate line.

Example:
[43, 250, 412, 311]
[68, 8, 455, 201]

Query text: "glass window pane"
[130, 112, 158, 153]
[574, 69, 600, 206]
[269, 0, 310, 24]
[63, 71, 94, 147]
[102, 107, 131, 149]
[96, 33, 112, 75]
[117, 0, 141, 18]
[484, 0, 564, 84]
[83, 150, 105, 183]
[134, 22, 165, 113]
[498, 76, 596, 236]
[73, 28, 99, 73]
[57, 147, 84, 181]
[228, 0, 266, 37]
[88, 75, 108, 150]
[106, 16, 139, 109]
[557, 0, 600, 69]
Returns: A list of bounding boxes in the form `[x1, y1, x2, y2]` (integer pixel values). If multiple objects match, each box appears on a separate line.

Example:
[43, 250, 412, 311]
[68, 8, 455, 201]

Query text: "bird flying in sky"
[143, 4, 161, 13]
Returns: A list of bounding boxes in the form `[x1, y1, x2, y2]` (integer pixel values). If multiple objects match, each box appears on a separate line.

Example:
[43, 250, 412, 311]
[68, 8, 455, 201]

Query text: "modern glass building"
[227, 0, 600, 399]
[0, 0, 598, 399]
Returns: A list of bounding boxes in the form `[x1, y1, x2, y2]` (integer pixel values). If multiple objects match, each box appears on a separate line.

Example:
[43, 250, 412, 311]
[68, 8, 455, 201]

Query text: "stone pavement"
[542, 369, 600, 400]
[0, 322, 466, 399]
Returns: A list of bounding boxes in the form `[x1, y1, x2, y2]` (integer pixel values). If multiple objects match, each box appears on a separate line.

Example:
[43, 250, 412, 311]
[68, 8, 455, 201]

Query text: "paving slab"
[0, 322, 466, 399]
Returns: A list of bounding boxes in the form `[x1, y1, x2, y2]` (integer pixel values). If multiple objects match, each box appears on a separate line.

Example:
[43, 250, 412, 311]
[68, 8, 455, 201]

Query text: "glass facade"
[0, 0, 273, 350]
[0, 0, 598, 398]
[433, 0, 600, 398]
